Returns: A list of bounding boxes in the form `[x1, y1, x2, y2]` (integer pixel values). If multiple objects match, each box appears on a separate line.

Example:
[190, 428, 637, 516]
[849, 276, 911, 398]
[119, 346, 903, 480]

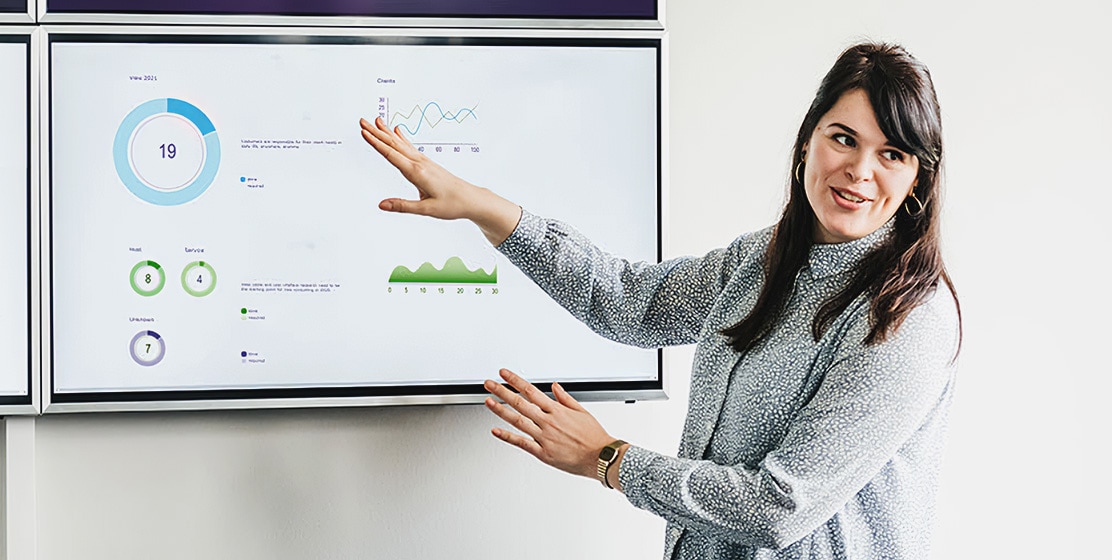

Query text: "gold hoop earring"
[794, 161, 805, 184]
[904, 191, 926, 216]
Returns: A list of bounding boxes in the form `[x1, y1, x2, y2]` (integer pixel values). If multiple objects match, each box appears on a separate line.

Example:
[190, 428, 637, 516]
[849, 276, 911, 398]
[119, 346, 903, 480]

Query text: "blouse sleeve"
[618, 290, 961, 549]
[497, 209, 752, 348]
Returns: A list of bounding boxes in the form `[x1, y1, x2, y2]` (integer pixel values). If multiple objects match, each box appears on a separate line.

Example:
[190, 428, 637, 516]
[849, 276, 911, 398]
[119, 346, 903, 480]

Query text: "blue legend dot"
[241, 351, 247, 357]
[240, 177, 246, 182]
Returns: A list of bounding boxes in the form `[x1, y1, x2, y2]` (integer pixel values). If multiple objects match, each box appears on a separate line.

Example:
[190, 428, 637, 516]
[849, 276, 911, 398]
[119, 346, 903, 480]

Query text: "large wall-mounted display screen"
[0, 34, 31, 408]
[43, 0, 657, 20]
[47, 31, 662, 411]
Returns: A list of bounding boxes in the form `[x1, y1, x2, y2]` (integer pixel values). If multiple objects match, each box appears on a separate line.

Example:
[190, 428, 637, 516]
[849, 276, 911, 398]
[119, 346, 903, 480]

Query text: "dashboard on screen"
[47, 31, 663, 411]
[0, 33, 32, 410]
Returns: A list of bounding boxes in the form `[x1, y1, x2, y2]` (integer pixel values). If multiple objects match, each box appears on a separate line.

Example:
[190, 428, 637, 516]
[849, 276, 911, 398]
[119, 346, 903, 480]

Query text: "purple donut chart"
[129, 330, 165, 366]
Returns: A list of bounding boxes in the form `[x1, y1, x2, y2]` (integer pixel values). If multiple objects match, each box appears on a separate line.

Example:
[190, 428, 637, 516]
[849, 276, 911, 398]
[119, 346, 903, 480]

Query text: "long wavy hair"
[722, 42, 962, 354]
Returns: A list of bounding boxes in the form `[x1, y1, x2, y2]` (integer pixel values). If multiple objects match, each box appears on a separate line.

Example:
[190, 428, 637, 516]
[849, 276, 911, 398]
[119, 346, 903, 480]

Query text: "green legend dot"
[241, 308, 247, 314]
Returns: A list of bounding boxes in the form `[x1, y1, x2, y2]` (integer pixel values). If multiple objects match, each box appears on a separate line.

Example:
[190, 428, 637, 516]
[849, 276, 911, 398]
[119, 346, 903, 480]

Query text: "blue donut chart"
[113, 98, 220, 206]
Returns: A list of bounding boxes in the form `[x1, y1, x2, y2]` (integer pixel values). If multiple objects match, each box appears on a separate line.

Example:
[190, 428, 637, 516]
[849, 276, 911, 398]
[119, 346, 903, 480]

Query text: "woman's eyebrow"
[828, 122, 858, 135]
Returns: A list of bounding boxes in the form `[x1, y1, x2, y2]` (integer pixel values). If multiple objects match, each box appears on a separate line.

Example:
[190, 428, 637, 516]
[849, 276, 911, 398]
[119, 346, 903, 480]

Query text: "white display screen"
[0, 36, 30, 402]
[49, 34, 661, 406]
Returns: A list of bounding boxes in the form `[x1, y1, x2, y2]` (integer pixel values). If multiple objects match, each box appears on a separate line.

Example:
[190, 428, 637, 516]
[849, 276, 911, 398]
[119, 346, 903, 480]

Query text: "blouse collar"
[807, 218, 895, 279]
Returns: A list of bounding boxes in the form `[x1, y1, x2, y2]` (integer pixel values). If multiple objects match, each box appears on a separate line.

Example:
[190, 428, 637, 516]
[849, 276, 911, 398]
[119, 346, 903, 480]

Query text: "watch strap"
[596, 439, 627, 489]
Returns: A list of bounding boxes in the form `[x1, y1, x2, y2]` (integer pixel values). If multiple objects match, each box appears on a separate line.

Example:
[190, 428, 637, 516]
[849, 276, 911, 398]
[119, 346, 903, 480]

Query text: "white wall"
[9, 1, 1111, 558]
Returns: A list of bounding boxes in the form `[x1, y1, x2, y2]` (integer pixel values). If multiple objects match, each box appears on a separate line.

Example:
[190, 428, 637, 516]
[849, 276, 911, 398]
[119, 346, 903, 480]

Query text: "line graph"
[376, 96, 483, 155]
[388, 101, 479, 136]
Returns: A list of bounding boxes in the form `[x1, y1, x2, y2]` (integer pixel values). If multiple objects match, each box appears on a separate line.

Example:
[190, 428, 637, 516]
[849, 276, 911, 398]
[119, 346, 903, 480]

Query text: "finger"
[498, 369, 556, 413]
[362, 118, 417, 163]
[378, 197, 434, 216]
[393, 123, 422, 155]
[483, 378, 545, 422]
[484, 396, 542, 440]
[360, 125, 401, 156]
[360, 117, 397, 147]
[552, 382, 587, 412]
[483, 378, 526, 409]
[362, 134, 436, 195]
[358, 117, 377, 135]
[360, 128, 413, 172]
[490, 426, 543, 458]
[362, 116, 405, 150]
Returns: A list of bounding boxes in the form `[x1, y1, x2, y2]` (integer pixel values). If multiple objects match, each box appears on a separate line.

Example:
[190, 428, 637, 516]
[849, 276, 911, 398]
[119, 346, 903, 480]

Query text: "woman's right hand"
[359, 117, 522, 246]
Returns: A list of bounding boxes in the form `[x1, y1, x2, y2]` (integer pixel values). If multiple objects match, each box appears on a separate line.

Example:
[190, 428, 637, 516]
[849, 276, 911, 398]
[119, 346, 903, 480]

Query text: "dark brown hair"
[722, 42, 961, 354]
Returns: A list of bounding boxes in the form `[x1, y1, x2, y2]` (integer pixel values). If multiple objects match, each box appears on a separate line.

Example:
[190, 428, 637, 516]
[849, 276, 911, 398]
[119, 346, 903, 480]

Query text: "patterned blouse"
[498, 210, 960, 560]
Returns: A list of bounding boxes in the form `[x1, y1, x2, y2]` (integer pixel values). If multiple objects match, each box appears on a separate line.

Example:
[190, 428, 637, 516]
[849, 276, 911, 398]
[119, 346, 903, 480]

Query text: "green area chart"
[388, 257, 497, 284]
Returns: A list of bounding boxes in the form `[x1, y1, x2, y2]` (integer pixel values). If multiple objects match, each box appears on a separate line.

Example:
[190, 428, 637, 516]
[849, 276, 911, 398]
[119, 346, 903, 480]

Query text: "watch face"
[600, 447, 618, 461]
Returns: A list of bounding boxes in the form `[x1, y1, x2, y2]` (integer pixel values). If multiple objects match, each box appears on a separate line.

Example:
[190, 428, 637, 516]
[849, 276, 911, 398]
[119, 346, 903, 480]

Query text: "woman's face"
[802, 88, 920, 244]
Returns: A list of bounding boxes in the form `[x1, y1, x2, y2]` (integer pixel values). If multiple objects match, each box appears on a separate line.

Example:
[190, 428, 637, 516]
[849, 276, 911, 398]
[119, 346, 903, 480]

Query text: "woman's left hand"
[484, 368, 616, 480]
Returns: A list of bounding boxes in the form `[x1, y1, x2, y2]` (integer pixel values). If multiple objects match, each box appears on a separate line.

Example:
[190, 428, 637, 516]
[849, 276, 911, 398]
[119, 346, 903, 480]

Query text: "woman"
[359, 42, 961, 559]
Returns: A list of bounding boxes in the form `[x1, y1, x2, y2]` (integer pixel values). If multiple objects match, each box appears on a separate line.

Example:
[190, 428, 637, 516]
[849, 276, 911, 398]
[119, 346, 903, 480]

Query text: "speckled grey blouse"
[498, 210, 960, 560]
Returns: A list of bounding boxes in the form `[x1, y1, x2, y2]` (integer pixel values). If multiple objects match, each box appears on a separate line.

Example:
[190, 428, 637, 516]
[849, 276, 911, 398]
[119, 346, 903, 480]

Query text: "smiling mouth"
[832, 188, 869, 204]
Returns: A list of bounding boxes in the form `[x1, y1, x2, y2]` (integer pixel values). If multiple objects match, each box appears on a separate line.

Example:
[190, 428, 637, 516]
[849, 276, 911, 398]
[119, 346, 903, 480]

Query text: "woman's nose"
[845, 152, 874, 183]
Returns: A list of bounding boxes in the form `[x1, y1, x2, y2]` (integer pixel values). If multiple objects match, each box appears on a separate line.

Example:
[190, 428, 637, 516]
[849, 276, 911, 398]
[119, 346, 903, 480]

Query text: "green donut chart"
[181, 260, 217, 297]
[129, 260, 166, 296]
[113, 98, 220, 206]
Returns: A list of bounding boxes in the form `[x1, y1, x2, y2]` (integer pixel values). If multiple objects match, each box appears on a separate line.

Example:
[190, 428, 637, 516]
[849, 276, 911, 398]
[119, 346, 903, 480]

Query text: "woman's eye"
[882, 150, 905, 162]
[833, 134, 855, 147]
